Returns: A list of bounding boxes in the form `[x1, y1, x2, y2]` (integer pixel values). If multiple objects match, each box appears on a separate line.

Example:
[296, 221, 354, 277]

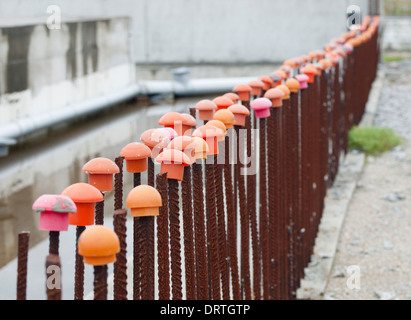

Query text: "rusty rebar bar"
[214, 152, 231, 300]
[267, 108, 281, 300]
[259, 117, 269, 300]
[95, 195, 104, 225]
[94, 265, 108, 300]
[168, 178, 183, 300]
[140, 160, 155, 300]
[224, 133, 241, 300]
[192, 162, 209, 300]
[241, 101, 252, 300]
[48, 231, 60, 256]
[156, 172, 170, 300]
[205, 155, 221, 300]
[46, 254, 61, 300]
[133, 172, 142, 300]
[16, 231, 30, 300]
[113, 208, 128, 300]
[182, 166, 196, 300]
[74, 226, 85, 300]
[114, 156, 124, 211]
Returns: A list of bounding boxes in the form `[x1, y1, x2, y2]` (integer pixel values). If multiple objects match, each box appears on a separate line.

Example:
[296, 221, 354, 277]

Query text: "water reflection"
[0, 96, 203, 272]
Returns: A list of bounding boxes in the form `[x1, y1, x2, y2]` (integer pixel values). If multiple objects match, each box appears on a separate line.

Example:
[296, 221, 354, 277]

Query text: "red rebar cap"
[259, 75, 275, 91]
[223, 92, 240, 104]
[213, 96, 235, 110]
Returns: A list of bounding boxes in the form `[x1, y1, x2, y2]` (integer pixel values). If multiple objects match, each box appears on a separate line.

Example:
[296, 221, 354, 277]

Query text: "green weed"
[348, 126, 403, 156]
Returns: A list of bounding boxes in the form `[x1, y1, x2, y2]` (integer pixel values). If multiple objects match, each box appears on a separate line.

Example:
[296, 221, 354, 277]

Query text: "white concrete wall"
[0, 17, 135, 125]
[0, 0, 372, 65]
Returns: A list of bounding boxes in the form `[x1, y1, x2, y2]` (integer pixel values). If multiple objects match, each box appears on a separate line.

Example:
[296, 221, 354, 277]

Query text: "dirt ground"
[323, 60, 411, 300]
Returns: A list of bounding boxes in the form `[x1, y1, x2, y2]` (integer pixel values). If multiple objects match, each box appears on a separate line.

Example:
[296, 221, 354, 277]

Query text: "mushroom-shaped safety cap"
[213, 109, 235, 130]
[126, 185, 162, 217]
[192, 125, 224, 156]
[167, 135, 197, 163]
[78, 225, 120, 266]
[285, 78, 300, 93]
[227, 104, 250, 127]
[33, 194, 76, 231]
[295, 74, 309, 90]
[283, 58, 298, 69]
[258, 76, 275, 91]
[156, 149, 192, 181]
[82, 157, 119, 192]
[140, 129, 170, 158]
[276, 85, 291, 100]
[250, 97, 272, 119]
[301, 64, 319, 83]
[264, 88, 285, 108]
[181, 113, 197, 127]
[232, 83, 252, 101]
[223, 92, 239, 104]
[279, 65, 291, 78]
[61, 183, 103, 226]
[273, 69, 287, 81]
[206, 120, 227, 142]
[158, 112, 192, 136]
[120, 142, 152, 173]
[248, 80, 264, 97]
[159, 127, 178, 141]
[195, 99, 218, 121]
[270, 73, 283, 87]
[213, 96, 234, 111]
[192, 137, 209, 160]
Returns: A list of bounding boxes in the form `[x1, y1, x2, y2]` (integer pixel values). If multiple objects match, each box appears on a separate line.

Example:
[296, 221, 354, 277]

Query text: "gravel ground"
[323, 60, 411, 300]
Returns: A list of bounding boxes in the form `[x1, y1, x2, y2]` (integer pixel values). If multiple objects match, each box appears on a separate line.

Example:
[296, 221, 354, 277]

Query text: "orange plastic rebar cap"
[206, 120, 227, 137]
[273, 69, 287, 80]
[82, 157, 119, 192]
[276, 85, 291, 100]
[259, 76, 275, 90]
[158, 112, 186, 126]
[285, 78, 300, 93]
[156, 148, 191, 166]
[82, 157, 119, 175]
[192, 137, 209, 159]
[213, 96, 234, 110]
[167, 135, 198, 163]
[248, 80, 265, 96]
[213, 109, 235, 130]
[120, 143, 151, 160]
[232, 84, 252, 101]
[78, 225, 120, 265]
[61, 182, 103, 204]
[126, 185, 162, 217]
[223, 92, 239, 103]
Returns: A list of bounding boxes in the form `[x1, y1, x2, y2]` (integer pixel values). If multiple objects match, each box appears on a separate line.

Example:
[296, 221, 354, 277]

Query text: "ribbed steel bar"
[16, 231, 30, 300]
[156, 172, 170, 300]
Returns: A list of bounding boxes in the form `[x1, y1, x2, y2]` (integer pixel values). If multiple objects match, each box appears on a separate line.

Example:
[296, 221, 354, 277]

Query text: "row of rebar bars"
[17, 18, 379, 300]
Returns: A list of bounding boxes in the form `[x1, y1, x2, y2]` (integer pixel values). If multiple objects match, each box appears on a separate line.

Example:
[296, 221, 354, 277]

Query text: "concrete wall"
[0, 0, 372, 77]
[0, 17, 135, 126]
[0, 0, 375, 124]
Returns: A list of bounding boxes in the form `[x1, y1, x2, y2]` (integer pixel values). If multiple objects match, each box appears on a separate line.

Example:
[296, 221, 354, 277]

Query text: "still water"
[0, 95, 204, 299]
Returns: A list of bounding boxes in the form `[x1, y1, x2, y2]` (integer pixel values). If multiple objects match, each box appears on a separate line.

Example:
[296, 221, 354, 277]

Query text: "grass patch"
[382, 55, 409, 63]
[348, 126, 403, 156]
